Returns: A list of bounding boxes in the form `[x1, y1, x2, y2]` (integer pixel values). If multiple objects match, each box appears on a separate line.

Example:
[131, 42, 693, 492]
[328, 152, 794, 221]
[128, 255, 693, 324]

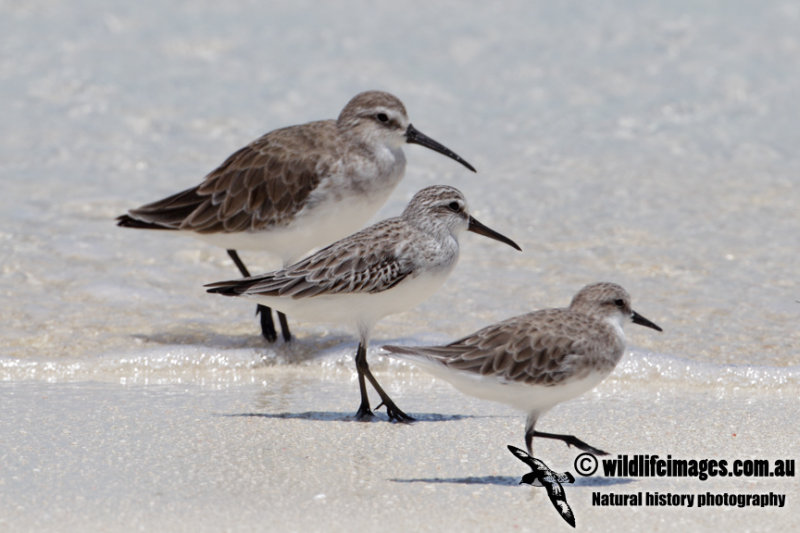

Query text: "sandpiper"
[118, 90, 476, 342]
[206, 185, 521, 421]
[384, 282, 662, 454]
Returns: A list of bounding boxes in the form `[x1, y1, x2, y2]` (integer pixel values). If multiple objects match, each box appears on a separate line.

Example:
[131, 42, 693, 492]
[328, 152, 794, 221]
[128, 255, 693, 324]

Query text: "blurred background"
[2, 0, 798, 376]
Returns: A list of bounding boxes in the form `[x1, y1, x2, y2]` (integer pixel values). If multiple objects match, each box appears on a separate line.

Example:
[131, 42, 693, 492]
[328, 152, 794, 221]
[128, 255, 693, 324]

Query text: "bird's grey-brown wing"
[386, 310, 602, 386]
[122, 120, 341, 232]
[206, 219, 416, 298]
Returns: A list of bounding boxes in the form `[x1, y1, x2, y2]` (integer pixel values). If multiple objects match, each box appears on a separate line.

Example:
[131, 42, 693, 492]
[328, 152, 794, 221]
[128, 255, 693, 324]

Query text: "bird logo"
[508, 445, 576, 528]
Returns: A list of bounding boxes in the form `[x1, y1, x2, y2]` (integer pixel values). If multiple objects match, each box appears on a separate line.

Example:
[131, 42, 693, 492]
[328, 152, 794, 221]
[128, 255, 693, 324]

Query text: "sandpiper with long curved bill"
[383, 282, 662, 454]
[206, 185, 521, 422]
[118, 91, 476, 343]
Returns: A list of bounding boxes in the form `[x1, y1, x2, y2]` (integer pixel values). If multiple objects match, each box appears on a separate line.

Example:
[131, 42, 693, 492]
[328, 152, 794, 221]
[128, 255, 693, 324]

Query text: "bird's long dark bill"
[632, 311, 662, 332]
[467, 216, 522, 251]
[405, 124, 476, 172]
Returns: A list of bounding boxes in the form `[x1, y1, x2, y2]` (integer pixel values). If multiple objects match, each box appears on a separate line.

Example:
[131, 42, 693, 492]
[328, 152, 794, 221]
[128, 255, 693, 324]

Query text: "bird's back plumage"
[385, 308, 624, 387]
[118, 121, 342, 234]
[206, 216, 423, 298]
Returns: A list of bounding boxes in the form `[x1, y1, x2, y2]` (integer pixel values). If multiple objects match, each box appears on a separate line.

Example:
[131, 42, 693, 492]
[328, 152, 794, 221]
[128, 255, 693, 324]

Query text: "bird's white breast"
[192, 146, 407, 263]
[399, 355, 613, 414]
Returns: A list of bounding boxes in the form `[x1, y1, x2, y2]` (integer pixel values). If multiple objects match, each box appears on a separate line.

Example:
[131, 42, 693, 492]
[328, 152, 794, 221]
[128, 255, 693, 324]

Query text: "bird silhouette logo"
[508, 445, 576, 528]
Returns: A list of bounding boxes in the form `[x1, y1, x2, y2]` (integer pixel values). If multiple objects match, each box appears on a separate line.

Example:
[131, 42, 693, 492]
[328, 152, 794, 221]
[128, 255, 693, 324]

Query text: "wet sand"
[2, 366, 796, 532]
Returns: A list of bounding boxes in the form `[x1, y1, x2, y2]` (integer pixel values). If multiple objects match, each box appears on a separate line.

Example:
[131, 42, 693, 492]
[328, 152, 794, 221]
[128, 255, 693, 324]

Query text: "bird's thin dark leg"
[226, 248, 252, 277]
[277, 311, 291, 342]
[226, 249, 277, 343]
[256, 307, 279, 343]
[532, 430, 610, 456]
[525, 413, 539, 456]
[353, 342, 374, 420]
[354, 341, 414, 422]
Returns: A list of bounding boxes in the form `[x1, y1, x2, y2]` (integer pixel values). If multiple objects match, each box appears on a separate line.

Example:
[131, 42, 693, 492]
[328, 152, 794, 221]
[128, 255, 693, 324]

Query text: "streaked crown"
[569, 282, 632, 318]
[401, 185, 470, 234]
[569, 282, 662, 333]
[336, 91, 410, 146]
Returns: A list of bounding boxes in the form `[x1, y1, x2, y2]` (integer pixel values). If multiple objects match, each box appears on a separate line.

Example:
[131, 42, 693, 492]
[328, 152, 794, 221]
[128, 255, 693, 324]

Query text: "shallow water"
[1, 1, 798, 391]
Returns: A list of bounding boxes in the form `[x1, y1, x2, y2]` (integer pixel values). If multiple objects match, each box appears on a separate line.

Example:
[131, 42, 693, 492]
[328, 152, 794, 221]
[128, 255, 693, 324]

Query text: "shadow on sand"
[219, 411, 477, 423]
[390, 475, 635, 487]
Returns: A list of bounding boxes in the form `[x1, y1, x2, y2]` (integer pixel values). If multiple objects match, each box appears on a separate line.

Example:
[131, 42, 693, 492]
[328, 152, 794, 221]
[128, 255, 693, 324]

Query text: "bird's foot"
[563, 436, 608, 456]
[374, 400, 415, 423]
[354, 404, 375, 421]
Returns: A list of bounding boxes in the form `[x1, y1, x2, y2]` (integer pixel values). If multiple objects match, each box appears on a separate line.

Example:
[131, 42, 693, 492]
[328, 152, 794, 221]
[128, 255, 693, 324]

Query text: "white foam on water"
[614, 348, 800, 390]
[3, 343, 797, 392]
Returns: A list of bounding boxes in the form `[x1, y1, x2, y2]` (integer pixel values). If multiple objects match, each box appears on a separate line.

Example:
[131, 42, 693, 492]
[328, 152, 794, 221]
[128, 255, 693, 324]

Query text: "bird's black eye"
[376, 112, 389, 123]
[614, 299, 625, 308]
[447, 201, 460, 212]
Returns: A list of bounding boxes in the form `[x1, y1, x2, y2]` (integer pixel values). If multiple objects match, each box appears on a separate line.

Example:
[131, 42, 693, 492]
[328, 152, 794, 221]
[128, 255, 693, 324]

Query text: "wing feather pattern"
[119, 120, 341, 232]
[384, 310, 612, 386]
[206, 219, 417, 299]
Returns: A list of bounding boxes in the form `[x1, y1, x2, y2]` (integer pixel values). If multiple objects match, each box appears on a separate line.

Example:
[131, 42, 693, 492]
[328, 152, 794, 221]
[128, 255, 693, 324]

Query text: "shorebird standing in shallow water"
[384, 282, 662, 454]
[206, 185, 521, 422]
[118, 90, 476, 343]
